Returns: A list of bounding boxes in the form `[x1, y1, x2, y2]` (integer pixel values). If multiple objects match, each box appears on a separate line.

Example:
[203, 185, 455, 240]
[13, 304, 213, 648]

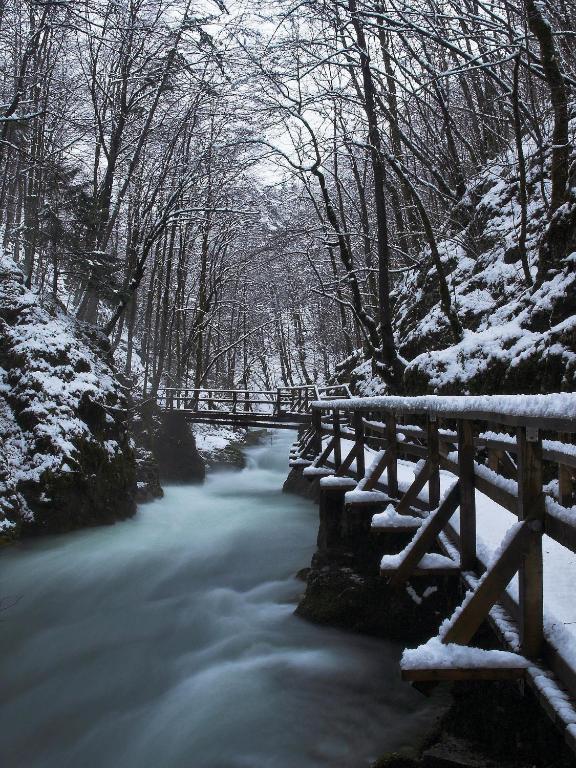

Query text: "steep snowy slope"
[350, 116, 576, 396]
[0, 256, 136, 538]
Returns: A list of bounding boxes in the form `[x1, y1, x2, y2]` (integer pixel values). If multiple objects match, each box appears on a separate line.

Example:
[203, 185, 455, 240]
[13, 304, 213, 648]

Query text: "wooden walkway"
[157, 384, 351, 429]
[159, 383, 576, 752]
[289, 394, 576, 754]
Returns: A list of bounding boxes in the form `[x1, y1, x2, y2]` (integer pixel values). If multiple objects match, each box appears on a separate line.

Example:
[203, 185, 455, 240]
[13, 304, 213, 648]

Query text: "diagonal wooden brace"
[313, 436, 336, 468]
[442, 521, 532, 647]
[389, 482, 460, 586]
[363, 447, 392, 491]
[335, 442, 359, 477]
[395, 459, 432, 515]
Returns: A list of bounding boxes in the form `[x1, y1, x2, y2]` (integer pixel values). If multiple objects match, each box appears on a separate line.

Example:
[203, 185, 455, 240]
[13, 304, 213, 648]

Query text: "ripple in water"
[0, 431, 440, 768]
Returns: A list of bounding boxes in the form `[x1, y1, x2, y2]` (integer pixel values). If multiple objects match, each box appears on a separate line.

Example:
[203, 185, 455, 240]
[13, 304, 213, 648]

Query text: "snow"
[401, 636, 529, 670]
[345, 488, 390, 504]
[381, 550, 458, 571]
[314, 392, 576, 425]
[193, 423, 245, 459]
[406, 585, 437, 605]
[303, 465, 333, 477]
[372, 504, 422, 529]
[319, 475, 356, 488]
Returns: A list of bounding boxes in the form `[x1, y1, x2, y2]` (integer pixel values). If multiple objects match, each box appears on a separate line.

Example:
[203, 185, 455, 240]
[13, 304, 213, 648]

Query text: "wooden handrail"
[313, 401, 575, 547]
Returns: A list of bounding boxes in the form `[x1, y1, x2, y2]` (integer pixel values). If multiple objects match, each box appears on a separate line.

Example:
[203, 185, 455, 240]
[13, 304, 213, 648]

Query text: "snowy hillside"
[350, 116, 576, 396]
[0, 256, 136, 538]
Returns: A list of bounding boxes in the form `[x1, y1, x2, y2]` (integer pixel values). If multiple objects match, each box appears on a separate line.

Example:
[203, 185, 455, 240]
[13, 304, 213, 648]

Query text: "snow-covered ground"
[193, 423, 248, 463]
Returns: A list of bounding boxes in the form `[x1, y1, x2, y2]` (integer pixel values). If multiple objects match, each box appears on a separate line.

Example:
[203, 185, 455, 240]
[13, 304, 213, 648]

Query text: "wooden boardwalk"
[159, 384, 576, 753]
[289, 394, 576, 754]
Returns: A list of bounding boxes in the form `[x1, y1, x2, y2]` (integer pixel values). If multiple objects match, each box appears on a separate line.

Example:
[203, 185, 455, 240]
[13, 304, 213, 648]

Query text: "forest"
[1, 0, 574, 399]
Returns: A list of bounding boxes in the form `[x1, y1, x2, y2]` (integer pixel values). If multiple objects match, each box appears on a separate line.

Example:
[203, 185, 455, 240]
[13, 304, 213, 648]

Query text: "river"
[1, 430, 439, 768]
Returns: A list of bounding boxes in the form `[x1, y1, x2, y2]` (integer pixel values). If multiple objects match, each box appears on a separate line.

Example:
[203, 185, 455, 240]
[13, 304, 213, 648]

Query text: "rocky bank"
[0, 256, 136, 539]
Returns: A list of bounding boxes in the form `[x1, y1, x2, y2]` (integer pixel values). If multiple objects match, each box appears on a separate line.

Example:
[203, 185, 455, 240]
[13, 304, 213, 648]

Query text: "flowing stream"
[1, 430, 440, 768]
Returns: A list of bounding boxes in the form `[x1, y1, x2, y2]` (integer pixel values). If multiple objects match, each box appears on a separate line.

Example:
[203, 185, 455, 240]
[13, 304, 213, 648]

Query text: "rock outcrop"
[0, 256, 136, 538]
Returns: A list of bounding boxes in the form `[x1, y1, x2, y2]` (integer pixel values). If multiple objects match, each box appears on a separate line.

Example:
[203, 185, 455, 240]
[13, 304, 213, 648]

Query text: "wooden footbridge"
[157, 384, 352, 429]
[287, 393, 576, 754]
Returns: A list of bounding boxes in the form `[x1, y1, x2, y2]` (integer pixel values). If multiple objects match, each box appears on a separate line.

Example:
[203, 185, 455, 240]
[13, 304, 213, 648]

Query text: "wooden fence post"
[458, 419, 477, 570]
[558, 433, 573, 507]
[517, 426, 544, 660]
[354, 410, 365, 480]
[428, 415, 440, 508]
[386, 413, 398, 497]
[312, 407, 322, 456]
[276, 388, 282, 417]
[333, 409, 342, 469]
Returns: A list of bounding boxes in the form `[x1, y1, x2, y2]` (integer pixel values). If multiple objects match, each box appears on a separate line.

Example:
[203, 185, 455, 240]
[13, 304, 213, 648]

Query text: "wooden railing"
[290, 394, 576, 745]
[156, 383, 352, 426]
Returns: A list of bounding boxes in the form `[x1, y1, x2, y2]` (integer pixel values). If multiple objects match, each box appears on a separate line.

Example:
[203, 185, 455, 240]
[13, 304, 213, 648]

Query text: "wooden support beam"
[312, 408, 322, 456]
[458, 420, 477, 570]
[333, 410, 341, 469]
[387, 413, 398, 497]
[558, 433, 574, 507]
[388, 482, 460, 585]
[353, 411, 365, 480]
[517, 426, 545, 660]
[402, 666, 527, 683]
[335, 443, 358, 477]
[428, 417, 441, 509]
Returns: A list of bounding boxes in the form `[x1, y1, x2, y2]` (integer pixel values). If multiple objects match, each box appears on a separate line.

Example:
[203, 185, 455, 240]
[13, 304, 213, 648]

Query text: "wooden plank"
[333, 410, 342, 468]
[543, 446, 576, 470]
[311, 408, 322, 455]
[443, 521, 531, 646]
[458, 420, 477, 570]
[402, 667, 527, 682]
[399, 442, 429, 459]
[558, 433, 574, 506]
[386, 414, 398, 497]
[517, 427, 544, 660]
[544, 511, 576, 555]
[353, 410, 365, 480]
[320, 401, 576, 435]
[428, 417, 440, 508]
[389, 482, 460, 585]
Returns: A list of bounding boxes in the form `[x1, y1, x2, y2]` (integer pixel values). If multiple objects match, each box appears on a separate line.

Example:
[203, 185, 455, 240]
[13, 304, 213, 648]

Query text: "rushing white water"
[1, 431, 439, 768]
